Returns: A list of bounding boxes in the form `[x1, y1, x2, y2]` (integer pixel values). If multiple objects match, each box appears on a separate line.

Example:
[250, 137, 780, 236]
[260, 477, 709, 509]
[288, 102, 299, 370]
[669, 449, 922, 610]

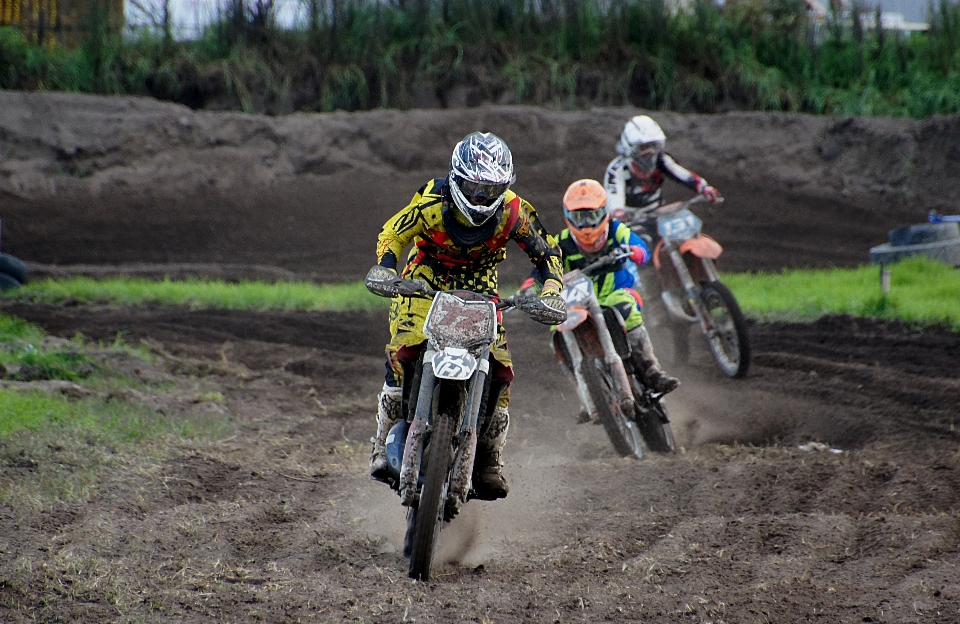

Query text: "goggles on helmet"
[454, 175, 510, 207]
[564, 206, 607, 229]
[632, 142, 661, 162]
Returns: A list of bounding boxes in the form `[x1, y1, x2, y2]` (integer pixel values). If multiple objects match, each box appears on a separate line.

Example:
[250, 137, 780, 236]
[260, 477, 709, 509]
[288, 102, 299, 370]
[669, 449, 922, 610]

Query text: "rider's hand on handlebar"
[629, 245, 648, 265]
[364, 265, 429, 298]
[700, 185, 721, 203]
[517, 278, 566, 325]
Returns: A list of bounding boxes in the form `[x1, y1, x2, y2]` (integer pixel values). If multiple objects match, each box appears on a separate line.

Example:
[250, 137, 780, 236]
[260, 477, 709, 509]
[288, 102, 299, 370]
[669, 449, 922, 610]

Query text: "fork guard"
[399, 355, 437, 507]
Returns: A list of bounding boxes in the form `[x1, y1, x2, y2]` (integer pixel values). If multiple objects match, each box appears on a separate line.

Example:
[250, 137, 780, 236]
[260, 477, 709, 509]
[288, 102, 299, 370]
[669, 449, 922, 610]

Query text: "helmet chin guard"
[563, 179, 610, 253]
[449, 132, 515, 227]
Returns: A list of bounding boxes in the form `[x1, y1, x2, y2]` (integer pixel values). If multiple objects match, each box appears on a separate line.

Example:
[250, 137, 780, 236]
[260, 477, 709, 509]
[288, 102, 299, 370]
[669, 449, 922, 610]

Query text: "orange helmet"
[563, 179, 610, 253]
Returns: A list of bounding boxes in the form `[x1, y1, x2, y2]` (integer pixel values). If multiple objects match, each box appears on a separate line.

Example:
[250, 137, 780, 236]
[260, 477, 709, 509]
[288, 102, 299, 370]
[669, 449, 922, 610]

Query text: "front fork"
[561, 300, 634, 416]
[398, 348, 489, 508]
[666, 245, 720, 337]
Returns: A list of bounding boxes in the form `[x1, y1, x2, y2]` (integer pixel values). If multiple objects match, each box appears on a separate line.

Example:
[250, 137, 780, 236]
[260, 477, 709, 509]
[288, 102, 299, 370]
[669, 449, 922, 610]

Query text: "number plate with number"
[561, 274, 594, 307]
[432, 347, 478, 380]
[658, 208, 702, 242]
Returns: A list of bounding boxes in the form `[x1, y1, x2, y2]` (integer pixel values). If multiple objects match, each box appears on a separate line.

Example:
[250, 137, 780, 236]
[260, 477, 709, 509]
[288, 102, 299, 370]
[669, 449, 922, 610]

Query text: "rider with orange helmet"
[521, 179, 679, 394]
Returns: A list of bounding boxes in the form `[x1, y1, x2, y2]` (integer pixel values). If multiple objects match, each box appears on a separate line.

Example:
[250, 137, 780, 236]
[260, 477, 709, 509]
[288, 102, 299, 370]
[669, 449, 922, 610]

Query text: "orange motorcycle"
[626, 196, 750, 378]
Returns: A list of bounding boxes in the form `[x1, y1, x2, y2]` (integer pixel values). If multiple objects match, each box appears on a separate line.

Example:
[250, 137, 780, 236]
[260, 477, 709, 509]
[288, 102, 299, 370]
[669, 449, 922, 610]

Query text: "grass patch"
[8, 277, 388, 311]
[0, 308, 232, 506]
[0, 388, 221, 440]
[0, 389, 229, 505]
[726, 256, 960, 329]
[0, 312, 99, 381]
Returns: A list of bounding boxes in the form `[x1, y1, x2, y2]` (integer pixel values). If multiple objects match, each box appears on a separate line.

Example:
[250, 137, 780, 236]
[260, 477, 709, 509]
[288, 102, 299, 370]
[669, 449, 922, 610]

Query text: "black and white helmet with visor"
[449, 132, 516, 227]
[616, 115, 666, 173]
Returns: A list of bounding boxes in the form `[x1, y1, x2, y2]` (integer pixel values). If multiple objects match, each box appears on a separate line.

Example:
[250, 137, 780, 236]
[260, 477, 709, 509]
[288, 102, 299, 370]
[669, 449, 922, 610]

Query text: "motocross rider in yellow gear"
[368, 131, 565, 500]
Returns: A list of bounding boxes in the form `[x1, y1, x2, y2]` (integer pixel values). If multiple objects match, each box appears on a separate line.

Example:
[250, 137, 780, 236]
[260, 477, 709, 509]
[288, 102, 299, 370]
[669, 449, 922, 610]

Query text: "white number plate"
[658, 209, 702, 241]
[432, 347, 478, 380]
[561, 274, 594, 307]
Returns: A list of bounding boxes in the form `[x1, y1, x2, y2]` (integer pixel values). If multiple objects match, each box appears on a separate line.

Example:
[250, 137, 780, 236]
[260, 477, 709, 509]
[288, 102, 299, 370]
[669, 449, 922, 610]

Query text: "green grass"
[726, 256, 960, 329]
[0, 308, 230, 506]
[8, 262, 960, 329]
[0, 388, 218, 440]
[8, 276, 389, 311]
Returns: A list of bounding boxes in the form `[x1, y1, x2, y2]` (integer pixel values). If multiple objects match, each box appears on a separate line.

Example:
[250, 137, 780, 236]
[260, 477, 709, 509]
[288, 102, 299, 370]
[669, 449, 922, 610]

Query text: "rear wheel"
[407, 414, 455, 581]
[630, 378, 675, 453]
[582, 356, 643, 459]
[699, 280, 751, 378]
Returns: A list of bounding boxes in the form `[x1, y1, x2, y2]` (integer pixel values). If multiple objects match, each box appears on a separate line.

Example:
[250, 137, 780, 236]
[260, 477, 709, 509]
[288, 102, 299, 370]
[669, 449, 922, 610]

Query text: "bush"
[4, 0, 960, 117]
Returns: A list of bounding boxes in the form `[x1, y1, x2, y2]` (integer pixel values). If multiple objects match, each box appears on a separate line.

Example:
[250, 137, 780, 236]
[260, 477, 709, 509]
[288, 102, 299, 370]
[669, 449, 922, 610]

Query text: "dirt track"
[1, 94, 960, 622]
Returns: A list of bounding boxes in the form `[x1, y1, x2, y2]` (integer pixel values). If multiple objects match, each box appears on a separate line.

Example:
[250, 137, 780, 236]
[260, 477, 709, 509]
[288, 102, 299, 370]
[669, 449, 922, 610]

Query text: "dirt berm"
[3, 91, 960, 280]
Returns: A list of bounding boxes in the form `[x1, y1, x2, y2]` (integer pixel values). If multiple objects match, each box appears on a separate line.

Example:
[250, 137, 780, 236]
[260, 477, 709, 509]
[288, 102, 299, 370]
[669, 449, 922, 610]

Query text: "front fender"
[557, 306, 588, 332]
[679, 235, 723, 259]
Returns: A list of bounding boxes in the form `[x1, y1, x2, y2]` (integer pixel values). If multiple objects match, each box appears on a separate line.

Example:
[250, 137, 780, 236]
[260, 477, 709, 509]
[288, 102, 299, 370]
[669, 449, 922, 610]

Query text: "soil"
[0, 93, 959, 622]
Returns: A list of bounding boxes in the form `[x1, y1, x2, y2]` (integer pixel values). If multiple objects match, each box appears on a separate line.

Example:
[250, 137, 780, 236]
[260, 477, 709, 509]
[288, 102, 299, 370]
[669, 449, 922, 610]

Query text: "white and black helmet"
[448, 131, 515, 227]
[616, 115, 666, 172]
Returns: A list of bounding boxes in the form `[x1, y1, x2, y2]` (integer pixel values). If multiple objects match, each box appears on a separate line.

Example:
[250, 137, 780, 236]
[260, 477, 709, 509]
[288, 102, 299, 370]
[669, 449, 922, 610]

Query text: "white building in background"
[807, 0, 930, 31]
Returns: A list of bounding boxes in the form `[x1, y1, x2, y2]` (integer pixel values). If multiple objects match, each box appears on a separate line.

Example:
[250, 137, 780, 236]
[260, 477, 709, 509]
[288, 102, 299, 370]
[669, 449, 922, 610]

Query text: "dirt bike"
[365, 267, 563, 581]
[552, 247, 676, 459]
[625, 195, 751, 378]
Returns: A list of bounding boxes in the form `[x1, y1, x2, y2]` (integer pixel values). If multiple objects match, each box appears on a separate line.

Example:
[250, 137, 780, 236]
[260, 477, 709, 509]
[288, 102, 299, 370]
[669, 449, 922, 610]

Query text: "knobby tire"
[700, 280, 751, 378]
[630, 378, 676, 453]
[583, 356, 643, 459]
[407, 413, 455, 581]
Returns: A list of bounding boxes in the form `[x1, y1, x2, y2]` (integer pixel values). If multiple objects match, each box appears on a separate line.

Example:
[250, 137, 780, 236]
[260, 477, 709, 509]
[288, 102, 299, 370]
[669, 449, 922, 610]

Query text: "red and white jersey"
[604, 153, 707, 219]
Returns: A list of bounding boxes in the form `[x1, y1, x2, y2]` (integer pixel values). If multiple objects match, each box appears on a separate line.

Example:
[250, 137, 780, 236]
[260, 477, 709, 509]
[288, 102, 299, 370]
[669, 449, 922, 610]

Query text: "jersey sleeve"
[659, 153, 708, 193]
[512, 200, 564, 287]
[376, 183, 430, 269]
[604, 158, 628, 215]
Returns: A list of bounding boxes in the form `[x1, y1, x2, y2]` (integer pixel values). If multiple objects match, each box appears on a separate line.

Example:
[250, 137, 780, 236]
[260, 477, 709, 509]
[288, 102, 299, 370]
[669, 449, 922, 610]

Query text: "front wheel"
[407, 414, 455, 581]
[699, 280, 751, 378]
[582, 356, 643, 459]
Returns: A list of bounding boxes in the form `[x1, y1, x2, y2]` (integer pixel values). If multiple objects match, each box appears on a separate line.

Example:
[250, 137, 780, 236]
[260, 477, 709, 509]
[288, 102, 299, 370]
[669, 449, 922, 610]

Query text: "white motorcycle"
[553, 247, 676, 458]
[365, 267, 563, 580]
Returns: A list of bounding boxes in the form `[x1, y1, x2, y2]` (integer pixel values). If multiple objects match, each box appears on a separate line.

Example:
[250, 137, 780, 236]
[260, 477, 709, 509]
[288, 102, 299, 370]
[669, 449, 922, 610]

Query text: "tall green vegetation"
[3, 0, 960, 116]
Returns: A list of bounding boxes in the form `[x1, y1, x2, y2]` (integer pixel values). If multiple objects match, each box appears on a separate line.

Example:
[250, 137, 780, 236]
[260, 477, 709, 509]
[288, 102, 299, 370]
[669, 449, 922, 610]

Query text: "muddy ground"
[0, 94, 959, 622]
[0, 303, 958, 623]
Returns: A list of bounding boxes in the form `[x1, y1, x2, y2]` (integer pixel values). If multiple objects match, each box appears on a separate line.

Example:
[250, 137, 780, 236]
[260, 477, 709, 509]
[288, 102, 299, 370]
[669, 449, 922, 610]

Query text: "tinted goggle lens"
[565, 207, 607, 228]
[458, 178, 509, 202]
[634, 143, 659, 158]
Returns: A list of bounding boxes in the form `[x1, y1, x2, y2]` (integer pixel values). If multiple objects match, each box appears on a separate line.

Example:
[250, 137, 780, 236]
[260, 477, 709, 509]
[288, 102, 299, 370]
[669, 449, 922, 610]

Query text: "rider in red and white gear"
[604, 115, 721, 243]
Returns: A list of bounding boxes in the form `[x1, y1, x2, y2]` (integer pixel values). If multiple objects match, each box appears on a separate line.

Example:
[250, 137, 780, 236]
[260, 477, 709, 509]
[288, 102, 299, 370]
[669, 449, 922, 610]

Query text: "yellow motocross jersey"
[376, 177, 563, 295]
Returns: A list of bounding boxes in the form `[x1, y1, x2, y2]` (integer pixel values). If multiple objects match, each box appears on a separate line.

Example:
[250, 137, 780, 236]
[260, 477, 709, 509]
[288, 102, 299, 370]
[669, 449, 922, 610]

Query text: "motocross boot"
[369, 384, 403, 483]
[628, 325, 680, 394]
[473, 405, 510, 500]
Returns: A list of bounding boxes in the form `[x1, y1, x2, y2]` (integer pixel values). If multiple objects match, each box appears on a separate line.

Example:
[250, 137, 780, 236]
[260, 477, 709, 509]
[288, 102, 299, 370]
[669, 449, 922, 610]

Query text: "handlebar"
[578, 246, 632, 277]
[366, 269, 524, 311]
[623, 194, 724, 228]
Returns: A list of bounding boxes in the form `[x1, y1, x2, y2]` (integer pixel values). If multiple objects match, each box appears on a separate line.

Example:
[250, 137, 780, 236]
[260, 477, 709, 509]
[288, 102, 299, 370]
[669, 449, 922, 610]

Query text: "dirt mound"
[3, 92, 960, 280]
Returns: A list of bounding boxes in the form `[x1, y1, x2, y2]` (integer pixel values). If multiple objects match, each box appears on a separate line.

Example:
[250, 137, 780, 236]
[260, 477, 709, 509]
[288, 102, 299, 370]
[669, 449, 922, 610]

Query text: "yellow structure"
[0, 0, 124, 47]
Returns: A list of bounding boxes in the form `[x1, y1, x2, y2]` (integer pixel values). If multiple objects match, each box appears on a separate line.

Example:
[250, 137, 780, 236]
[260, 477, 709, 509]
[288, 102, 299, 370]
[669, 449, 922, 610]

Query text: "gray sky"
[127, 0, 302, 38]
